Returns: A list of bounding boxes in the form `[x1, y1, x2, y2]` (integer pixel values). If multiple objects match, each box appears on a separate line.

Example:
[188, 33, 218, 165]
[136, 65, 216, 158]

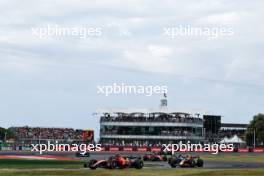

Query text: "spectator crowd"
[100, 113, 203, 124]
[9, 126, 84, 141]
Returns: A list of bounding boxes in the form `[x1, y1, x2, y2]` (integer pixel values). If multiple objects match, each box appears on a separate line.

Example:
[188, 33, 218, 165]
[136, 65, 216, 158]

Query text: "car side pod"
[88, 159, 98, 169]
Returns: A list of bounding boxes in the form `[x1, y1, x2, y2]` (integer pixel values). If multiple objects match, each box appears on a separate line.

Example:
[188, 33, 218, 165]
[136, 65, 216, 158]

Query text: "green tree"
[0, 128, 14, 141]
[246, 113, 264, 147]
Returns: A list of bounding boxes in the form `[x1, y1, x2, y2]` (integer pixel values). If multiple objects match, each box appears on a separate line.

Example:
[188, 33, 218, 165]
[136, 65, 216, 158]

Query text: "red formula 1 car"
[143, 152, 167, 161]
[84, 154, 144, 169]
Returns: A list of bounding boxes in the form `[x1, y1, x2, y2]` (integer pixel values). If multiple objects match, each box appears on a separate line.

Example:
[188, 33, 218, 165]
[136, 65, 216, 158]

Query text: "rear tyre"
[134, 159, 144, 169]
[168, 158, 172, 164]
[170, 160, 177, 168]
[108, 160, 118, 169]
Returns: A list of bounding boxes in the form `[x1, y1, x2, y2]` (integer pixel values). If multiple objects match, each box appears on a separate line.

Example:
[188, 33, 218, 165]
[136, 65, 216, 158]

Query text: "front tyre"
[196, 159, 204, 167]
[190, 160, 196, 168]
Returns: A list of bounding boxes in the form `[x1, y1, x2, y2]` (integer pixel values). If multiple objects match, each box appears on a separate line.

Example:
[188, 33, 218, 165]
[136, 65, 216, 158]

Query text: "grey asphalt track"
[1, 151, 264, 169]
[88, 152, 264, 169]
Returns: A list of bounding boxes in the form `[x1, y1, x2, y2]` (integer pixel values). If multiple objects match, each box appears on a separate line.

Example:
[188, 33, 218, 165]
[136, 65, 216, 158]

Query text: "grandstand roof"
[97, 107, 211, 116]
[221, 123, 248, 128]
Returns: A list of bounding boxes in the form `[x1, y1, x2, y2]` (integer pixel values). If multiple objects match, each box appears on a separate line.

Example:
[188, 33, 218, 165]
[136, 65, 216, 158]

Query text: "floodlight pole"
[39, 131, 41, 146]
[253, 129, 256, 148]
[4, 132, 7, 142]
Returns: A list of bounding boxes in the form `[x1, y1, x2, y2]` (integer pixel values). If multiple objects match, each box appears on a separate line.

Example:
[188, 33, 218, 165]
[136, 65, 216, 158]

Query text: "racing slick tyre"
[196, 159, 204, 167]
[168, 158, 172, 164]
[134, 159, 144, 169]
[170, 160, 177, 168]
[89, 159, 98, 170]
[190, 160, 196, 167]
[108, 160, 118, 169]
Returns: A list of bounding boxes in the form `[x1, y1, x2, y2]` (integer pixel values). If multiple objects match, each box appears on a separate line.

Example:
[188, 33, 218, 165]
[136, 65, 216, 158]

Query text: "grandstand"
[98, 96, 249, 147]
[99, 110, 204, 146]
[219, 123, 247, 140]
[8, 126, 94, 149]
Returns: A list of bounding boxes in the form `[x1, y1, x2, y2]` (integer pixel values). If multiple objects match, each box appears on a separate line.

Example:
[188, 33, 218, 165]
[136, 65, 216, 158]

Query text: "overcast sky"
[0, 0, 263, 139]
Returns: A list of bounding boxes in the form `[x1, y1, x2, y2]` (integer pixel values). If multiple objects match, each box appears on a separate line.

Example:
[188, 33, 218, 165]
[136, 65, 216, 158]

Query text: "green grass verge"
[0, 159, 83, 169]
[197, 153, 264, 163]
[1, 154, 264, 176]
[0, 168, 264, 176]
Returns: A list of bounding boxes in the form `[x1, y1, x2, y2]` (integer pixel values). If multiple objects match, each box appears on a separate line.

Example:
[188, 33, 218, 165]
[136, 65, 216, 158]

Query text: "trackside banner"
[104, 146, 264, 153]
